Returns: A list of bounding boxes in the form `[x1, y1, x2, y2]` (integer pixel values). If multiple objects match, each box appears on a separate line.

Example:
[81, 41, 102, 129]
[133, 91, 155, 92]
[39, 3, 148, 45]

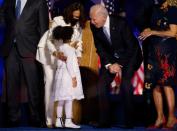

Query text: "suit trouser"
[5, 45, 44, 124]
[97, 67, 134, 126]
[43, 65, 55, 123]
[97, 68, 115, 125]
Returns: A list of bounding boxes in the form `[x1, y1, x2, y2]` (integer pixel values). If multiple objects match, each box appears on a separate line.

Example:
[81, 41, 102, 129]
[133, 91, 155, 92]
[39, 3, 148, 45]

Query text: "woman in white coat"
[36, 2, 86, 127]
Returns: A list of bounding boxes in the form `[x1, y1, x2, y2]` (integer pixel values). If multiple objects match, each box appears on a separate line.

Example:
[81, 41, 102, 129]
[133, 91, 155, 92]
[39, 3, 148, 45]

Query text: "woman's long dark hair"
[63, 2, 86, 28]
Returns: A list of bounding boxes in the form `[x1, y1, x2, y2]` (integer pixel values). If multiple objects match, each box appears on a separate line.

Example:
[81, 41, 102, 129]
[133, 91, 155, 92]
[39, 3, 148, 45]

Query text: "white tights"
[57, 100, 73, 118]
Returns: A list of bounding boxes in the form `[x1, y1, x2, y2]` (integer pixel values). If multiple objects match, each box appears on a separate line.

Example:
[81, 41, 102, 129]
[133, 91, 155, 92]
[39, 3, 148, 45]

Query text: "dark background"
[0, 0, 177, 127]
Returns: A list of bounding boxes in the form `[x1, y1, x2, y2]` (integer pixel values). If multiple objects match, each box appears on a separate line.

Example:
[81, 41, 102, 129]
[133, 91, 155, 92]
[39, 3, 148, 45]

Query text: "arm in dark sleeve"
[90, 24, 113, 66]
[121, 20, 143, 70]
[38, 0, 49, 36]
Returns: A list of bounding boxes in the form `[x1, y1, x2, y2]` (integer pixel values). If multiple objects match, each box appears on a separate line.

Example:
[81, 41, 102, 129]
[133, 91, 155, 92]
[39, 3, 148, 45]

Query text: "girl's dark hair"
[63, 2, 86, 28]
[52, 26, 73, 42]
[60, 26, 73, 42]
[52, 26, 63, 40]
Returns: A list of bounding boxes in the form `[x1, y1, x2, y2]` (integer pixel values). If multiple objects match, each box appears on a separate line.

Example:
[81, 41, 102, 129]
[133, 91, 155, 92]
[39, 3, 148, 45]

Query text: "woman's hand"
[52, 51, 67, 61]
[77, 57, 81, 65]
[70, 41, 79, 49]
[139, 29, 153, 40]
[138, 28, 153, 40]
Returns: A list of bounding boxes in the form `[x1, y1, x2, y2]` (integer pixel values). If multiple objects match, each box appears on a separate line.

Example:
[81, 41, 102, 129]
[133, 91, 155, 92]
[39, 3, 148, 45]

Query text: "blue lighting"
[0, 0, 4, 6]
[0, 0, 4, 96]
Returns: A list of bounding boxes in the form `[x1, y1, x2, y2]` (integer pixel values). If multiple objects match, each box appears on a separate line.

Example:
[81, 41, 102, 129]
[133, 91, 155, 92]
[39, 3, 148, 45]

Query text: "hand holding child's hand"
[53, 51, 67, 61]
[72, 77, 77, 88]
[70, 41, 79, 49]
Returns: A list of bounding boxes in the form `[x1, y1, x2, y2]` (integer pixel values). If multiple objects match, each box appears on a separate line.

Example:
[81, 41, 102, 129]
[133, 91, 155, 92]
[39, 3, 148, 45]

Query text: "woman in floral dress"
[139, 0, 177, 129]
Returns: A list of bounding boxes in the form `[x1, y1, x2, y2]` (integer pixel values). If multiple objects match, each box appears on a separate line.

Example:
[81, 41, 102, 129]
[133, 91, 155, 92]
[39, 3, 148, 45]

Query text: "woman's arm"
[151, 24, 177, 37]
[72, 26, 83, 58]
[139, 24, 177, 40]
[46, 30, 67, 61]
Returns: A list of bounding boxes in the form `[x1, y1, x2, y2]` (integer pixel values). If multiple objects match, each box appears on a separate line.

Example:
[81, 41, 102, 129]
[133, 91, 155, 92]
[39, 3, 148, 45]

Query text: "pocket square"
[114, 52, 120, 59]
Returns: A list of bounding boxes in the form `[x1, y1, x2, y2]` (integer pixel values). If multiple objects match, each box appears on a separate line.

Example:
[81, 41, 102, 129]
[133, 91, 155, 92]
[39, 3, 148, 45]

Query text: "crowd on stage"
[0, 0, 177, 129]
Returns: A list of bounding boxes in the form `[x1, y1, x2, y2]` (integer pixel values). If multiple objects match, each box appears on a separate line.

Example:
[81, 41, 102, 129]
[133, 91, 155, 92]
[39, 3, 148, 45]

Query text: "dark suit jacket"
[90, 16, 142, 74]
[1, 0, 49, 58]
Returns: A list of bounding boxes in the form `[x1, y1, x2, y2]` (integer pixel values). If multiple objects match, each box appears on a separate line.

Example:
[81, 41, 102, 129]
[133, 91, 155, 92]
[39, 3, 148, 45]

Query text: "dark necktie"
[15, 0, 21, 19]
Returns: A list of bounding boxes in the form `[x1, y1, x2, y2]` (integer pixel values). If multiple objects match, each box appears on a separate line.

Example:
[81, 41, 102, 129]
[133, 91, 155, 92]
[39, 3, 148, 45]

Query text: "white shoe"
[55, 117, 64, 128]
[46, 118, 52, 128]
[65, 119, 80, 129]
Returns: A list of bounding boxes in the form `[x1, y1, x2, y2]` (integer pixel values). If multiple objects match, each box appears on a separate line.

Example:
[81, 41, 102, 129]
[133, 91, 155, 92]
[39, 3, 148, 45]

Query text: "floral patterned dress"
[145, 6, 177, 89]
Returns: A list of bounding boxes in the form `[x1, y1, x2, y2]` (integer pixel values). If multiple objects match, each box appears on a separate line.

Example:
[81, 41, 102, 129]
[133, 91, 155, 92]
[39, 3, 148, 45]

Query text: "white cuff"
[105, 63, 112, 69]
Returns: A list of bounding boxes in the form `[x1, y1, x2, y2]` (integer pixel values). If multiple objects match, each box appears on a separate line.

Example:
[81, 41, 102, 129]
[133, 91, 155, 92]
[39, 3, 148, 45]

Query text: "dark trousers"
[97, 68, 114, 125]
[97, 67, 134, 127]
[4, 45, 45, 126]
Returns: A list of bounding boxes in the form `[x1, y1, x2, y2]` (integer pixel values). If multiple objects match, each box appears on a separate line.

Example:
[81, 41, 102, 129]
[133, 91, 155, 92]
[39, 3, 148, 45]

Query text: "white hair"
[90, 4, 108, 18]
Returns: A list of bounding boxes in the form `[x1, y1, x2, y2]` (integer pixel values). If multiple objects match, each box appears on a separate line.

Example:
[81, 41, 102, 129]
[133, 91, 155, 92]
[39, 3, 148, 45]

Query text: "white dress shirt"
[103, 15, 112, 69]
[103, 15, 111, 42]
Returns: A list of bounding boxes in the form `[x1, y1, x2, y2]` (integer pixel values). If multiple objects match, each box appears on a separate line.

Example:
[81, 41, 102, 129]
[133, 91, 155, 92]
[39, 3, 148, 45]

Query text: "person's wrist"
[108, 65, 112, 70]
[105, 63, 112, 69]
[151, 30, 155, 35]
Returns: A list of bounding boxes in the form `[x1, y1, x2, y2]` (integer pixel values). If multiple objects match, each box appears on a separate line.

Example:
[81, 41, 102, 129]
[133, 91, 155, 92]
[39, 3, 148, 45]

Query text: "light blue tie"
[103, 26, 111, 44]
[15, 0, 21, 19]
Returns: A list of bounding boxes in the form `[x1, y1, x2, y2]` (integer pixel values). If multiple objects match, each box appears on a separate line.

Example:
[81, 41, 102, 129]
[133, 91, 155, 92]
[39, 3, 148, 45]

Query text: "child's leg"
[65, 100, 73, 118]
[55, 100, 64, 127]
[57, 100, 64, 118]
[65, 100, 80, 128]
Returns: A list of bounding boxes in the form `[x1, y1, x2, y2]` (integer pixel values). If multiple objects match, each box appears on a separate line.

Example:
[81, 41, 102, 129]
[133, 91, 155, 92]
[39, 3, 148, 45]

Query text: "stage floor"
[0, 125, 173, 131]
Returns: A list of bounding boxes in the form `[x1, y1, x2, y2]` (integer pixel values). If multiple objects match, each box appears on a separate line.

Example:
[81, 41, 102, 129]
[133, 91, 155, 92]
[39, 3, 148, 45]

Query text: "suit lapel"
[97, 27, 110, 44]
[10, 0, 16, 19]
[110, 16, 117, 45]
[19, 0, 32, 20]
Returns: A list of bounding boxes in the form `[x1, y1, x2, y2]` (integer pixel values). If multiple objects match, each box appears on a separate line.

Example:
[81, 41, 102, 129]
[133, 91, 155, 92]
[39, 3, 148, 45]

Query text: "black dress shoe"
[124, 124, 134, 129]
[90, 122, 111, 128]
[8, 121, 20, 127]
[95, 124, 111, 128]
[30, 121, 46, 128]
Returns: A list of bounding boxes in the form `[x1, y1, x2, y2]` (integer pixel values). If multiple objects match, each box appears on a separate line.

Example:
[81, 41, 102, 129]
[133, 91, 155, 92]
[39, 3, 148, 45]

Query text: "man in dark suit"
[1, 0, 49, 127]
[89, 4, 142, 128]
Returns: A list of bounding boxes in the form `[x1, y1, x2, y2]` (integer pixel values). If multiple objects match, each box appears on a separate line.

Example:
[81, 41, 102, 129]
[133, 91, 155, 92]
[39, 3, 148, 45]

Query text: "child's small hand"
[77, 57, 81, 65]
[72, 77, 77, 88]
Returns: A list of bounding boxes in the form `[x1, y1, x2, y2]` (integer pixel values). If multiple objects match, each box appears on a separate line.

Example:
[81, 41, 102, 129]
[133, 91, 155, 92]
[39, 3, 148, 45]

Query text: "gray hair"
[90, 4, 108, 18]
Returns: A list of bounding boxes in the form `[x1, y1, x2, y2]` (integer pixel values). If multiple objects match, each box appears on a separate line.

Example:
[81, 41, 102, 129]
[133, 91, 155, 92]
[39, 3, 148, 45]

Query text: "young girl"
[51, 26, 84, 129]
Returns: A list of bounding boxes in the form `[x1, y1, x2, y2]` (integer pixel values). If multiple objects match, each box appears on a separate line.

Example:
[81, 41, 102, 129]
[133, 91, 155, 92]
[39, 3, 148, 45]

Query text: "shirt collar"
[103, 15, 110, 29]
